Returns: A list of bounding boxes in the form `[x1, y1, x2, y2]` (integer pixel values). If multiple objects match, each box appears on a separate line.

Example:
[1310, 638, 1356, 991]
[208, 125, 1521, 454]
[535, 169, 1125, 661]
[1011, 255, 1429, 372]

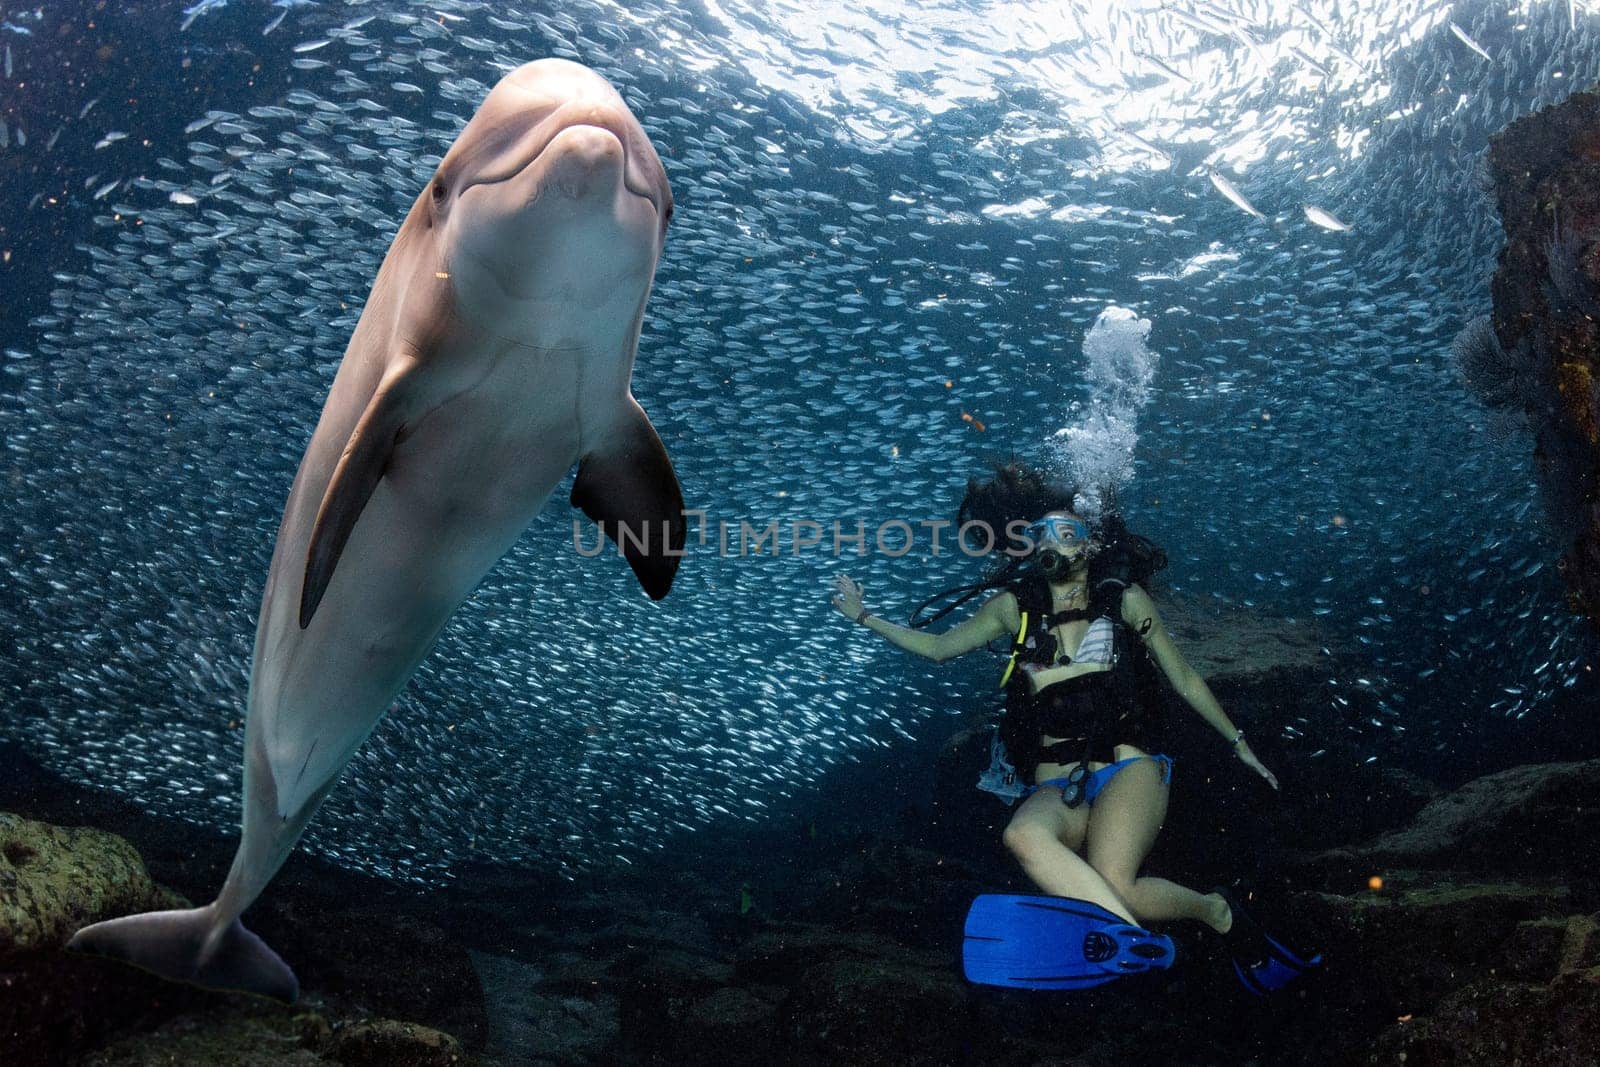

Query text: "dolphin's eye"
[432, 180, 448, 203]
[664, 204, 674, 223]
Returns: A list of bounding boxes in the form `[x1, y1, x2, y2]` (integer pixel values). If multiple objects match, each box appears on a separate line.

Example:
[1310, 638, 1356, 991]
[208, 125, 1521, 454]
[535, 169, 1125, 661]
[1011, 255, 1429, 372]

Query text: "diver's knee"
[1100, 871, 1138, 901]
[1002, 821, 1056, 862]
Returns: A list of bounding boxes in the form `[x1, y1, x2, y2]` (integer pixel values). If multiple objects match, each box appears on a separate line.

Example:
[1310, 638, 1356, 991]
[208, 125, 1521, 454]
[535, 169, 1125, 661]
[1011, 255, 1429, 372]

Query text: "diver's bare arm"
[861, 592, 1013, 662]
[1120, 585, 1240, 741]
[1124, 585, 1278, 788]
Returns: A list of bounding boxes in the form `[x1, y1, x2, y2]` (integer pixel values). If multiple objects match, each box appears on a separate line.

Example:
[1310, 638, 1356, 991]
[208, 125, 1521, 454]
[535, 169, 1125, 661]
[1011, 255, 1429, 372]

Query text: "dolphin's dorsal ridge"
[571, 397, 686, 600]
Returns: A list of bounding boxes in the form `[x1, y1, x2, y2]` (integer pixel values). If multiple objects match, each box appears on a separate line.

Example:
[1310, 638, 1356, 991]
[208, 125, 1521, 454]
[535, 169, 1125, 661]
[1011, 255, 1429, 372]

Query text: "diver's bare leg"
[1002, 786, 1135, 922]
[1085, 755, 1228, 931]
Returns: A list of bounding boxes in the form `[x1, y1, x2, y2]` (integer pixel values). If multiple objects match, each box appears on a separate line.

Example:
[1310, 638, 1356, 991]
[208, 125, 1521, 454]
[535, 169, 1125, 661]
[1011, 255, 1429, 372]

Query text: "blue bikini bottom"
[1027, 753, 1173, 809]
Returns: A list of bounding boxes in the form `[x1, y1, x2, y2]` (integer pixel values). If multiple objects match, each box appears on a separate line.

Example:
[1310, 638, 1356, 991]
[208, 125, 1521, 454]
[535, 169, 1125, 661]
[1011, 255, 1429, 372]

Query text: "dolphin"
[68, 59, 685, 1001]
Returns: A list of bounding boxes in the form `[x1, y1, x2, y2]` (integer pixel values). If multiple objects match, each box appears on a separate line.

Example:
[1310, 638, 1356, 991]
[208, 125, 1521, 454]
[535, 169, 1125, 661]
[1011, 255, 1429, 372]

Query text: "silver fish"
[1450, 23, 1493, 63]
[1303, 204, 1351, 232]
[1208, 169, 1265, 219]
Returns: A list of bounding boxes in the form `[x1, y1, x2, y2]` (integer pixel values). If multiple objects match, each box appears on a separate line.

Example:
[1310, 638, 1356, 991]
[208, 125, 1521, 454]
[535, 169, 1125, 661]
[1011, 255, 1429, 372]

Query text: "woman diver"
[830, 461, 1317, 994]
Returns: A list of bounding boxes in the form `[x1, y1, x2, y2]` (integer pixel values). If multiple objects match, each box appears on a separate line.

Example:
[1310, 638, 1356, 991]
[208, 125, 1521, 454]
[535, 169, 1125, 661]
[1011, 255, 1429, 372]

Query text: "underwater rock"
[0, 812, 205, 1062]
[1484, 90, 1600, 633]
[1268, 753, 1600, 1066]
[0, 801, 483, 1062]
[1183, 874, 1600, 1063]
[77, 1002, 328, 1066]
[1312, 874, 1577, 1008]
[246, 902, 486, 1050]
[486, 989, 620, 1066]
[619, 951, 779, 1063]
[324, 1018, 464, 1066]
[777, 957, 969, 1065]
[1369, 969, 1600, 1064]
[1499, 912, 1600, 983]
[1154, 590, 1332, 681]
[0, 811, 186, 955]
[77, 1005, 468, 1066]
[1308, 760, 1600, 877]
[804, 839, 986, 950]
[734, 923, 950, 988]
[615, 947, 735, 1058]
[679, 987, 779, 1051]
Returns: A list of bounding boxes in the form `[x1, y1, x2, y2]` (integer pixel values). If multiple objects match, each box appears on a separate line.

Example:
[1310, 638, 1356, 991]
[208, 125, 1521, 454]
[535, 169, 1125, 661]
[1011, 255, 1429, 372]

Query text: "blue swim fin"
[1216, 885, 1321, 996]
[962, 894, 1175, 990]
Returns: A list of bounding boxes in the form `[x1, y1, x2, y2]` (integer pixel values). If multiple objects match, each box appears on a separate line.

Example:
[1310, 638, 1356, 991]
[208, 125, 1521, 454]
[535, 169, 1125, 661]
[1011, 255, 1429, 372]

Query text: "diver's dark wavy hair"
[956, 460, 1082, 557]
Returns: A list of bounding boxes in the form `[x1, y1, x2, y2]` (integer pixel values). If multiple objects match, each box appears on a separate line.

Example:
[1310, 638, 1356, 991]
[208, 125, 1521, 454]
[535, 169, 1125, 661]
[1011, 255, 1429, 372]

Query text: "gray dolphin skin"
[67, 59, 685, 1001]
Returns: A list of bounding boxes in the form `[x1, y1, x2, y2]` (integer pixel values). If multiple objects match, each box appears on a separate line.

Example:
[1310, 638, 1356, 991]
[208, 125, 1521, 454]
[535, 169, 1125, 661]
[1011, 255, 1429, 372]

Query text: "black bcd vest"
[995, 575, 1167, 772]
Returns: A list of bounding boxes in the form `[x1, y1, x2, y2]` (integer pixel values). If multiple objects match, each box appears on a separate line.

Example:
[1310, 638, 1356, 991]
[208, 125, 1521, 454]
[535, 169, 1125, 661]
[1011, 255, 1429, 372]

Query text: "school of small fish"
[1, 0, 1596, 880]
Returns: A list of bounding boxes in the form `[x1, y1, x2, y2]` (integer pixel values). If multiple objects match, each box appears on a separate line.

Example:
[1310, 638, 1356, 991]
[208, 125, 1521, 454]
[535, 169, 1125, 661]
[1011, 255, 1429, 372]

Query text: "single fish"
[1133, 50, 1191, 84]
[181, 0, 228, 32]
[1289, 45, 1331, 78]
[1119, 128, 1171, 165]
[1208, 169, 1265, 219]
[68, 58, 685, 1004]
[1450, 23, 1493, 63]
[1164, 5, 1227, 39]
[1303, 204, 1351, 232]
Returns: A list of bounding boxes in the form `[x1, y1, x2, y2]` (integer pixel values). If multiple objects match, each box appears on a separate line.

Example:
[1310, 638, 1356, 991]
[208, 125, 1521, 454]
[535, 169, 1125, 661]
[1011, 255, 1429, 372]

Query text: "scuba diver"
[829, 461, 1318, 994]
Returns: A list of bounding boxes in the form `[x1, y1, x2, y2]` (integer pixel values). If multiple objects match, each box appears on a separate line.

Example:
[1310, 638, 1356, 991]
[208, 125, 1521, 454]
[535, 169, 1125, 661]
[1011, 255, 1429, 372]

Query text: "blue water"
[0, 0, 1597, 884]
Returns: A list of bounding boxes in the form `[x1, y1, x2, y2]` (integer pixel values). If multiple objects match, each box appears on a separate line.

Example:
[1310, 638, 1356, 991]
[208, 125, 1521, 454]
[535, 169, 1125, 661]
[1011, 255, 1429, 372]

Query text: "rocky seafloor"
[8, 745, 1600, 1065]
[4, 593, 1598, 1065]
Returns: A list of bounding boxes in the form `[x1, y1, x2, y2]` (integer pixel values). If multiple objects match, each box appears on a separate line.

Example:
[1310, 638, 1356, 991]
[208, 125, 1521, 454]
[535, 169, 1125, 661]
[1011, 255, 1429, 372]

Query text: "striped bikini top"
[998, 580, 1131, 691]
[1060, 615, 1115, 667]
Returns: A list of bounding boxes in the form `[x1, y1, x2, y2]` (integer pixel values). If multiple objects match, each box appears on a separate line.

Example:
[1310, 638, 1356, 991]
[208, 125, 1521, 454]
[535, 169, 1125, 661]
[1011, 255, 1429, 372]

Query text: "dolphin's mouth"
[460, 107, 661, 211]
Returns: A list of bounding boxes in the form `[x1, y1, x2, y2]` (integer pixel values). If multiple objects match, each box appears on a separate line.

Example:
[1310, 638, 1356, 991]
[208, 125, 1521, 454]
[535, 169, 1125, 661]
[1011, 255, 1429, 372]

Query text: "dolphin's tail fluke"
[67, 906, 298, 1003]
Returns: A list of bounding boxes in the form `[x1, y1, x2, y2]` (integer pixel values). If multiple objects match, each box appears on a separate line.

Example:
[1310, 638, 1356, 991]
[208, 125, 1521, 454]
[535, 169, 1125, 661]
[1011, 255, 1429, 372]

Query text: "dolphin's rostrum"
[68, 59, 684, 1001]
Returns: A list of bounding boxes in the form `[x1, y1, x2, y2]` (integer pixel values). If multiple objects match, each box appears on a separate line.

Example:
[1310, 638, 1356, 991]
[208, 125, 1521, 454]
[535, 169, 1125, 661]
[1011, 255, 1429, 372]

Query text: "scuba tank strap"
[998, 609, 1030, 689]
[998, 579, 1050, 689]
[1089, 577, 1132, 626]
[1041, 606, 1092, 628]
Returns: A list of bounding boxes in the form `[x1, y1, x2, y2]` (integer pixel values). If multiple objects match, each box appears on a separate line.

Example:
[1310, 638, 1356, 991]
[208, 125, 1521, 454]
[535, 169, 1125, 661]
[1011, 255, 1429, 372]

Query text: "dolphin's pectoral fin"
[571, 397, 686, 600]
[300, 371, 415, 629]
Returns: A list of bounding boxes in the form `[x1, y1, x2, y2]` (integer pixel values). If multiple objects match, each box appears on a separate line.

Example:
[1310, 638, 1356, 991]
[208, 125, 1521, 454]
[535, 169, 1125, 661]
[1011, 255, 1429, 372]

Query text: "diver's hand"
[831, 575, 867, 622]
[1235, 741, 1279, 791]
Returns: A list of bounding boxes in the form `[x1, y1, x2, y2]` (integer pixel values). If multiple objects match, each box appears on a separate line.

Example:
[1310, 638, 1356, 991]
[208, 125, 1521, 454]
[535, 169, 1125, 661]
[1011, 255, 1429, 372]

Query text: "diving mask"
[1028, 516, 1093, 578]
[1027, 516, 1091, 545]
